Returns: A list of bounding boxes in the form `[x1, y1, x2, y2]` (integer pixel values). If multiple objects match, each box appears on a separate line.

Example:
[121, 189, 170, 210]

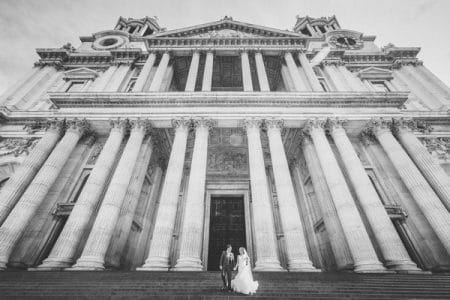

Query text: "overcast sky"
[0, 0, 449, 95]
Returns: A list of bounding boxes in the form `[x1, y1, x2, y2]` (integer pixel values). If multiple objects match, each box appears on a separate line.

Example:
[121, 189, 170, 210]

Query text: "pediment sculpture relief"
[190, 29, 266, 38]
[420, 137, 450, 162]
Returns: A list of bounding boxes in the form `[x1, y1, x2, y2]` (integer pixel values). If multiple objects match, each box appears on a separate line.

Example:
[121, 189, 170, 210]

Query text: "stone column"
[0, 119, 63, 225]
[0, 119, 90, 270]
[368, 119, 450, 254]
[174, 119, 214, 271]
[243, 119, 283, 271]
[323, 64, 350, 91]
[304, 119, 386, 273]
[337, 66, 367, 91]
[284, 52, 306, 91]
[265, 119, 318, 272]
[70, 119, 151, 270]
[106, 136, 154, 268]
[138, 119, 191, 271]
[301, 135, 354, 270]
[202, 51, 214, 91]
[35, 119, 128, 270]
[241, 51, 253, 92]
[149, 52, 170, 92]
[297, 52, 322, 92]
[103, 64, 130, 92]
[254, 52, 270, 92]
[393, 118, 450, 211]
[327, 119, 420, 272]
[185, 51, 200, 92]
[134, 52, 156, 92]
[90, 66, 118, 91]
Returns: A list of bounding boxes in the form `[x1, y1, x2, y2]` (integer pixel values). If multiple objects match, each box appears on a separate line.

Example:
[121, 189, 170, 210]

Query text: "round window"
[92, 35, 126, 50]
[100, 38, 119, 47]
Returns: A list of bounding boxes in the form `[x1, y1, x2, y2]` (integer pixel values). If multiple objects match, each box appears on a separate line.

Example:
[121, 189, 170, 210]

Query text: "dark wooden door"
[207, 196, 246, 271]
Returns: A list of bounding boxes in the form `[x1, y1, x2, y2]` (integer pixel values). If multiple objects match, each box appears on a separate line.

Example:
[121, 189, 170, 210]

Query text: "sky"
[0, 0, 449, 95]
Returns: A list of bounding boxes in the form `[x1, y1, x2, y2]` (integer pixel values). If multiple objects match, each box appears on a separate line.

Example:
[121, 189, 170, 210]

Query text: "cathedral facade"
[0, 15, 449, 274]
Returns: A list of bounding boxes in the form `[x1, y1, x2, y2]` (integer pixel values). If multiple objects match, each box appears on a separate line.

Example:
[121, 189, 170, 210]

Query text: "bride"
[231, 247, 259, 295]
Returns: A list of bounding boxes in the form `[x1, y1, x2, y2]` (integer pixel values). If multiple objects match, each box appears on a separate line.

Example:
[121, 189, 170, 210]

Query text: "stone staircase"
[0, 271, 449, 299]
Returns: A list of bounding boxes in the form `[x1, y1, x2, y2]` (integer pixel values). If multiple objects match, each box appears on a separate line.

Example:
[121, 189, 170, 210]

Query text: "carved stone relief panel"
[0, 137, 39, 157]
[420, 137, 450, 162]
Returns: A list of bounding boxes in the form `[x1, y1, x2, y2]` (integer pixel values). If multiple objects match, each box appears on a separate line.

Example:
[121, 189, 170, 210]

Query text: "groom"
[219, 244, 235, 292]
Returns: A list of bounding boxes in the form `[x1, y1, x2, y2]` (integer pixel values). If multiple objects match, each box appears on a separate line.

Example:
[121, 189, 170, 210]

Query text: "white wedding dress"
[231, 252, 259, 295]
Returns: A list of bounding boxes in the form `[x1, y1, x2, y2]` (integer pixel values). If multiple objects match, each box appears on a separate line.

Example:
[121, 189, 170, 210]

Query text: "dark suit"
[219, 250, 235, 289]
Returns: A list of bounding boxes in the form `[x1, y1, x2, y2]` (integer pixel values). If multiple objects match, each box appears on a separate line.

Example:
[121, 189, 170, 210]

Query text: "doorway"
[207, 196, 246, 271]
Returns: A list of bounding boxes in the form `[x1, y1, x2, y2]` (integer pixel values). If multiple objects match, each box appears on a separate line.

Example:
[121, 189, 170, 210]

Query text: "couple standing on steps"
[219, 244, 259, 295]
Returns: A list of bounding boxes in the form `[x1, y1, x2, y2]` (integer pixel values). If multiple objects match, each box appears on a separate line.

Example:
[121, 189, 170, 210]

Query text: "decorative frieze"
[419, 137, 450, 162]
[0, 138, 39, 157]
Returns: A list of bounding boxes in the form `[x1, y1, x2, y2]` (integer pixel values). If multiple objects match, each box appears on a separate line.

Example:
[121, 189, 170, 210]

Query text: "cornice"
[48, 91, 408, 109]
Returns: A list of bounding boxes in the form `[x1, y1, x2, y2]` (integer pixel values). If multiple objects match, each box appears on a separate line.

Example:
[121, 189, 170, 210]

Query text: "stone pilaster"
[104, 64, 130, 92]
[0, 118, 90, 270]
[243, 119, 283, 271]
[327, 118, 420, 273]
[284, 52, 306, 92]
[0, 119, 64, 225]
[138, 118, 191, 271]
[106, 135, 154, 269]
[134, 53, 156, 92]
[323, 64, 350, 91]
[241, 51, 253, 92]
[254, 52, 270, 92]
[304, 119, 386, 273]
[337, 66, 366, 91]
[367, 118, 450, 254]
[149, 52, 170, 92]
[265, 119, 318, 272]
[70, 119, 151, 270]
[90, 65, 118, 91]
[36, 119, 128, 270]
[202, 51, 214, 91]
[185, 51, 200, 92]
[297, 52, 322, 92]
[174, 118, 215, 271]
[301, 135, 354, 270]
[393, 118, 450, 211]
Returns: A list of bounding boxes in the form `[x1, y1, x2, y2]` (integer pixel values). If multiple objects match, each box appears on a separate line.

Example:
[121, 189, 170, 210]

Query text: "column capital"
[241, 118, 263, 131]
[130, 118, 152, 134]
[392, 117, 433, 135]
[302, 118, 326, 136]
[44, 118, 65, 136]
[364, 118, 392, 136]
[65, 118, 92, 137]
[109, 118, 130, 132]
[171, 118, 192, 131]
[325, 118, 348, 133]
[191, 118, 216, 131]
[264, 118, 285, 131]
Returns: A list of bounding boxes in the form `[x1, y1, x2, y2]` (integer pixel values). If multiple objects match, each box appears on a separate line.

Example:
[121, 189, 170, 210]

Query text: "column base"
[172, 257, 203, 271]
[354, 260, 392, 273]
[33, 258, 73, 271]
[67, 256, 105, 271]
[385, 260, 423, 273]
[253, 259, 285, 272]
[136, 257, 170, 271]
[0, 260, 7, 271]
[288, 259, 321, 272]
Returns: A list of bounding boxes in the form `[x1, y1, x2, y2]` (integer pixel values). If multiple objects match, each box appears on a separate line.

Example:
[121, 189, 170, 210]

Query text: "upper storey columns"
[254, 52, 270, 92]
[297, 52, 323, 92]
[134, 52, 157, 91]
[149, 51, 171, 92]
[202, 51, 214, 91]
[240, 51, 253, 91]
[185, 51, 200, 92]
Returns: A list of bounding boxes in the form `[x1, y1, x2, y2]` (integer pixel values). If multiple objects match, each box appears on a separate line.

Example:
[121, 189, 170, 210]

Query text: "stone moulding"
[48, 91, 408, 108]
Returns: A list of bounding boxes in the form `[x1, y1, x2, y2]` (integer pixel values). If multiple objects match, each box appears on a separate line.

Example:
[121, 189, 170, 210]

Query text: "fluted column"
[138, 119, 191, 271]
[304, 119, 386, 273]
[241, 51, 253, 91]
[328, 119, 420, 272]
[134, 52, 156, 91]
[284, 52, 306, 91]
[174, 119, 214, 270]
[368, 119, 450, 254]
[393, 119, 450, 211]
[202, 51, 214, 91]
[301, 135, 354, 270]
[297, 52, 322, 92]
[254, 52, 270, 91]
[265, 119, 318, 272]
[149, 52, 170, 92]
[106, 135, 154, 268]
[70, 119, 151, 270]
[185, 51, 200, 92]
[243, 119, 283, 271]
[36, 119, 128, 270]
[0, 119, 63, 225]
[0, 119, 90, 270]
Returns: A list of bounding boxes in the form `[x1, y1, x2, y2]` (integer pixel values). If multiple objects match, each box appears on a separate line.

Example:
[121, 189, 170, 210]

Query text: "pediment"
[356, 67, 393, 80]
[154, 18, 302, 39]
[64, 67, 99, 80]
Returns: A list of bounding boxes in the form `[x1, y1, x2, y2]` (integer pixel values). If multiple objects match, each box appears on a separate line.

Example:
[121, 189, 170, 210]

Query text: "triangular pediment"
[64, 67, 99, 80]
[357, 67, 393, 80]
[154, 18, 303, 38]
